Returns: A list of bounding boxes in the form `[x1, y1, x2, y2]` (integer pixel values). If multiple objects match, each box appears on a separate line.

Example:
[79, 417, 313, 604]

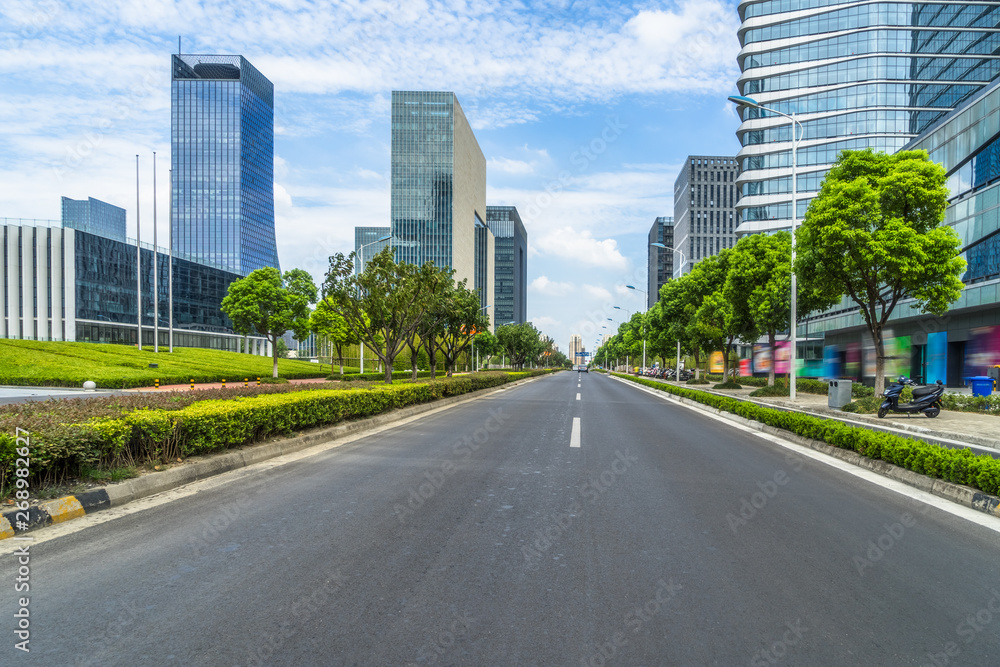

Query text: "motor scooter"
[878, 376, 944, 419]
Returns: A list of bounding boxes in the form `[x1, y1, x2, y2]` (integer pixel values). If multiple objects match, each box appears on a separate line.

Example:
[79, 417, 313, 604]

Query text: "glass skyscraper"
[734, 1, 1000, 234]
[647, 216, 674, 309]
[390, 91, 487, 293]
[672, 156, 740, 276]
[353, 226, 391, 274]
[61, 196, 126, 242]
[171, 54, 280, 276]
[485, 206, 528, 325]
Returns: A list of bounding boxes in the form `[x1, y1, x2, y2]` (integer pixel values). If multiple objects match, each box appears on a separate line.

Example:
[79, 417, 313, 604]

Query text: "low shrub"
[339, 370, 438, 382]
[686, 378, 710, 385]
[852, 384, 875, 398]
[258, 377, 290, 384]
[841, 397, 882, 414]
[749, 385, 790, 397]
[611, 373, 1000, 497]
[713, 381, 743, 390]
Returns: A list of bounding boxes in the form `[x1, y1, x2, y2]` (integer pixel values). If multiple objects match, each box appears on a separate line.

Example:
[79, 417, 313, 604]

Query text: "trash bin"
[828, 379, 852, 408]
[967, 376, 994, 397]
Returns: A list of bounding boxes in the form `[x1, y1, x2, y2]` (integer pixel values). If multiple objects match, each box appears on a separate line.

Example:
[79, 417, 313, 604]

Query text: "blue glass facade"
[353, 226, 391, 274]
[485, 206, 528, 325]
[647, 216, 674, 309]
[171, 54, 279, 276]
[61, 196, 126, 242]
[734, 0, 1000, 234]
[74, 230, 240, 336]
[391, 91, 457, 271]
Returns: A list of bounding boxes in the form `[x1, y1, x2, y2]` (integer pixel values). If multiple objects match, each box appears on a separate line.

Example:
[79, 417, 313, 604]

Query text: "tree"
[322, 247, 441, 383]
[496, 322, 543, 371]
[796, 148, 965, 393]
[437, 281, 490, 377]
[725, 232, 795, 386]
[473, 330, 499, 369]
[689, 250, 741, 378]
[402, 264, 453, 380]
[221, 267, 315, 378]
[310, 298, 359, 375]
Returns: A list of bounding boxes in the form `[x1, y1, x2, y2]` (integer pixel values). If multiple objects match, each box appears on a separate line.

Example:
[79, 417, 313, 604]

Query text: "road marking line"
[576, 393, 581, 400]
[611, 376, 1000, 534]
[570, 417, 581, 448]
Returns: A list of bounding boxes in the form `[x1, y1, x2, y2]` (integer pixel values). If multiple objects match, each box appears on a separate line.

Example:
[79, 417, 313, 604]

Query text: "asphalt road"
[4, 371, 1000, 666]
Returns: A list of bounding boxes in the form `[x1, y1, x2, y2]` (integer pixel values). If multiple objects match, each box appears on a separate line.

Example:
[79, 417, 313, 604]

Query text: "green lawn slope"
[0, 340, 329, 388]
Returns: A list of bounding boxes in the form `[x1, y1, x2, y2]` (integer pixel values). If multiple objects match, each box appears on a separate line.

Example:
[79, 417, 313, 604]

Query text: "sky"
[0, 0, 743, 354]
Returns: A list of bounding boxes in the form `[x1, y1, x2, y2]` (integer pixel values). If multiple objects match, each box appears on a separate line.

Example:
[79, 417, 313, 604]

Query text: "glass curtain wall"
[735, 0, 1000, 234]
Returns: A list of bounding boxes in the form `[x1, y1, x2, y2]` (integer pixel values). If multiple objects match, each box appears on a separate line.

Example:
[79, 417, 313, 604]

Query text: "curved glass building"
[734, 0, 1000, 234]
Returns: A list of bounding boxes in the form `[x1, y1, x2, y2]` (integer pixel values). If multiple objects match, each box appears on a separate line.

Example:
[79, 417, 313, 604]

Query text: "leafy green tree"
[725, 232, 797, 386]
[322, 247, 440, 383]
[496, 322, 543, 371]
[688, 250, 741, 377]
[401, 264, 453, 379]
[473, 330, 499, 369]
[221, 267, 315, 378]
[796, 149, 965, 392]
[310, 298, 359, 375]
[437, 281, 490, 376]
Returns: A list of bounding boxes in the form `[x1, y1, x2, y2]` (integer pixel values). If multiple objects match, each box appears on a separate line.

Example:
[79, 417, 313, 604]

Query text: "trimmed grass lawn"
[0, 339, 329, 388]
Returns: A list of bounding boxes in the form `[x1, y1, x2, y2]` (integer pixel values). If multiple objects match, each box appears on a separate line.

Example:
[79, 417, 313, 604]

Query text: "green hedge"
[337, 370, 439, 382]
[613, 373, 1000, 496]
[1, 370, 555, 494]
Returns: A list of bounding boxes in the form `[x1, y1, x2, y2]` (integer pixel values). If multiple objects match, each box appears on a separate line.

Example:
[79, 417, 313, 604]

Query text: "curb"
[611, 375, 1000, 519]
[642, 378, 1000, 457]
[0, 373, 551, 540]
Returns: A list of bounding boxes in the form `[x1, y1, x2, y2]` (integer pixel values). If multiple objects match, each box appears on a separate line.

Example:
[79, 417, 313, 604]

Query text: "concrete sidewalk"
[644, 377, 1000, 454]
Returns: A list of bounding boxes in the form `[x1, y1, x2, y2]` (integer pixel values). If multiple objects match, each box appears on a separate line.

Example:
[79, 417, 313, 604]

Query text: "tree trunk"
[335, 343, 344, 375]
[767, 331, 776, 386]
[874, 328, 887, 395]
[383, 355, 393, 384]
[428, 346, 437, 379]
[272, 335, 279, 378]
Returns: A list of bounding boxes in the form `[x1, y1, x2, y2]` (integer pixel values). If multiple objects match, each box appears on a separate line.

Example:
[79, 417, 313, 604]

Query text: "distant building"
[672, 156, 739, 277]
[0, 217, 268, 351]
[568, 334, 585, 365]
[646, 216, 673, 309]
[485, 205, 528, 325]
[390, 90, 492, 328]
[61, 197, 126, 242]
[172, 53, 280, 276]
[473, 220, 495, 318]
[354, 227, 391, 274]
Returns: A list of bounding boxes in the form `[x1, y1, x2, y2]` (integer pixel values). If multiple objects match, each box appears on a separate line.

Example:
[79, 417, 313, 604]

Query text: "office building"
[473, 220, 495, 320]
[734, 1, 1000, 235]
[804, 76, 1000, 386]
[354, 226, 391, 274]
[0, 217, 268, 351]
[486, 205, 528, 325]
[647, 216, 674, 309]
[672, 156, 739, 277]
[568, 334, 584, 365]
[390, 91, 491, 327]
[61, 197, 126, 242]
[171, 53, 280, 276]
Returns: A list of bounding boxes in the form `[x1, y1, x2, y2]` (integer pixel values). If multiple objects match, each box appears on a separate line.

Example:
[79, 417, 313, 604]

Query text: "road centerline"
[570, 417, 581, 448]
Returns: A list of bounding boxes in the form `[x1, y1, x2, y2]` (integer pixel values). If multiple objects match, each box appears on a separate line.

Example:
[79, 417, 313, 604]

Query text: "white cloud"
[529, 275, 574, 296]
[487, 157, 535, 175]
[534, 227, 629, 272]
[582, 284, 613, 302]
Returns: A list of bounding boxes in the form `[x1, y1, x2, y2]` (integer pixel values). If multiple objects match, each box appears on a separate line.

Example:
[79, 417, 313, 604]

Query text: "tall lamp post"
[728, 94, 803, 400]
[626, 285, 647, 370]
[651, 242, 688, 381]
[613, 306, 631, 370]
[356, 234, 392, 374]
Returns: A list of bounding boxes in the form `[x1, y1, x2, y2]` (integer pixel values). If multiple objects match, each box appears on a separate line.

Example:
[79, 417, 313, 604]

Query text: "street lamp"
[626, 285, 648, 370]
[357, 234, 392, 374]
[729, 94, 803, 400]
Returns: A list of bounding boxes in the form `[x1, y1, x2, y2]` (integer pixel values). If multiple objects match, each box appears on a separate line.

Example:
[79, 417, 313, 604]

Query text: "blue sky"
[0, 0, 743, 353]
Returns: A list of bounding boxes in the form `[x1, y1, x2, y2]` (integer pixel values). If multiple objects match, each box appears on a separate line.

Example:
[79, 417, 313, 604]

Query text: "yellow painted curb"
[40, 496, 86, 524]
[0, 516, 13, 540]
